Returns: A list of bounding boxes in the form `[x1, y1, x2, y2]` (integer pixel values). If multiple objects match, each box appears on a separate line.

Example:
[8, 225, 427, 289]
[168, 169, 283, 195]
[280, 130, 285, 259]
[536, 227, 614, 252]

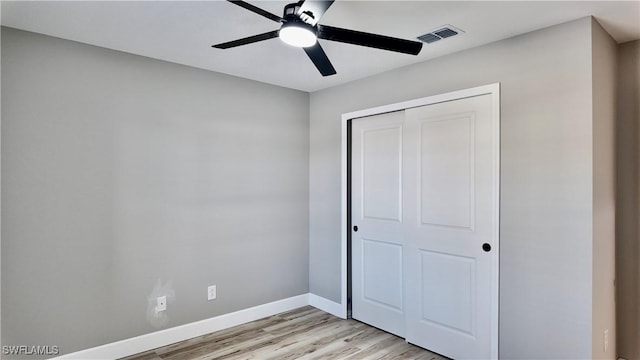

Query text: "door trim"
[340, 83, 500, 357]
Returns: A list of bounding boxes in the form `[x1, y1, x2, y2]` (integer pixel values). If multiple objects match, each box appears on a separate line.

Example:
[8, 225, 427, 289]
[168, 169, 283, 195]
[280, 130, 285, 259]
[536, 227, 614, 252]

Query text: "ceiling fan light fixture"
[279, 21, 317, 48]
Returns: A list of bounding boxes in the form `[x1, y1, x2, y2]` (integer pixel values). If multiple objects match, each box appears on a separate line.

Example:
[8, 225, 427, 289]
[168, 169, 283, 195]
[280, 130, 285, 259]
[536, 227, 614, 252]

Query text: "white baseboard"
[309, 293, 346, 319]
[53, 293, 345, 360]
[53, 294, 309, 360]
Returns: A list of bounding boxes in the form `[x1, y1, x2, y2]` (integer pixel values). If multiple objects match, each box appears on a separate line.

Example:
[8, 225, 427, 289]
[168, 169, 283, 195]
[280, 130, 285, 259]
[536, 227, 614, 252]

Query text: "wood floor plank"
[119, 306, 450, 360]
[157, 312, 291, 360]
[342, 335, 403, 360]
[293, 327, 367, 360]
[377, 342, 432, 360]
[262, 319, 364, 360]
[263, 311, 335, 335]
[303, 344, 361, 360]
[221, 316, 349, 360]
[159, 328, 273, 360]
[342, 325, 392, 348]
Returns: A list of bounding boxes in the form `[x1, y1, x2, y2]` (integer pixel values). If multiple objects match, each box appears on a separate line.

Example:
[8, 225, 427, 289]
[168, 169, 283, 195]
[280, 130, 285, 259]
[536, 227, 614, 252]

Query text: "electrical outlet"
[208, 285, 217, 300]
[604, 329, 609, 352]
[156, 296, 167, 312]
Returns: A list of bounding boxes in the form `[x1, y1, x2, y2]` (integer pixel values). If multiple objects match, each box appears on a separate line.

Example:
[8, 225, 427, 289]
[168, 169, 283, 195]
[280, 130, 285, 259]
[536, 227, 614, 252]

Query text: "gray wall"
[591, 18, 618, 359]
[309, 17, 612, 358]
[1, 27, 309, 357]
[616, 39, 640, 360]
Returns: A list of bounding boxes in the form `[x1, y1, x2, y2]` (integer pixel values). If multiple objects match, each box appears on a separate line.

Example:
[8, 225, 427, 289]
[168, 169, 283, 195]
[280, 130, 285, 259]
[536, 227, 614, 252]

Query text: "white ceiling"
[2, 0, 639, 92]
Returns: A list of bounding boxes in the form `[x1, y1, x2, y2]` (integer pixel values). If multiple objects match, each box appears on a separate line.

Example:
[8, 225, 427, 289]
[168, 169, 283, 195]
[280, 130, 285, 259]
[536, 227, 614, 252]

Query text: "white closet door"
[351, 110, 405, 337]
[404, 94, 498, 359]
[350, 92, 499, 359]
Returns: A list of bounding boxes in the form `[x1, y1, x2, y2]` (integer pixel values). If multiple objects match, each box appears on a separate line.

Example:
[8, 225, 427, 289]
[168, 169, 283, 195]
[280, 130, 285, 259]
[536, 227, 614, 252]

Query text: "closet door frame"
[339, 83, 500, 357]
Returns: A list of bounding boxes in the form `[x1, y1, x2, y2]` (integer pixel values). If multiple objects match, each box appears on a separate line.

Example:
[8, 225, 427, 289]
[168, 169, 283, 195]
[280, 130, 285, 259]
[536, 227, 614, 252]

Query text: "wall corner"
[590, 17, 618, 360]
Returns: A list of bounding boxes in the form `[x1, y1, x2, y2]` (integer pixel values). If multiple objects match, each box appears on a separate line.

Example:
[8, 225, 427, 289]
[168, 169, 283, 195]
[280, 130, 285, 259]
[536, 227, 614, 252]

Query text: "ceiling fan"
[212, 0, 423, 76]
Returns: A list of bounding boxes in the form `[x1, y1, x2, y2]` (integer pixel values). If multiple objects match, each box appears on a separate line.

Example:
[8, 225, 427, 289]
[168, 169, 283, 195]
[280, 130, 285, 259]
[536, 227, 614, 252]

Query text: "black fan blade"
[303, 43, 337, 76]
[227, 0, 283, 23]
[212, 30, 279, 49]
[297, 0, 335, 26]
[317, 25, 422, 55]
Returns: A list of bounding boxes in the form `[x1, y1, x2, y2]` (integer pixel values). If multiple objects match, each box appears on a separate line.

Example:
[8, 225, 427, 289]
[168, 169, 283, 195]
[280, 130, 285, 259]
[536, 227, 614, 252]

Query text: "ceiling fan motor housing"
[284, 2, 315, 24]
[283, 3, 298, 17]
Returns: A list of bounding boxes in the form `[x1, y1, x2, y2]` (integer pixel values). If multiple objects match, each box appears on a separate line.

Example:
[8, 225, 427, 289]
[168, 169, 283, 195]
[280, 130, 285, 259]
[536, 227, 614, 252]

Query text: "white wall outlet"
[156, 296, 167, 312]
[207, 285, 217, 300]
[604, 329, 609, 352]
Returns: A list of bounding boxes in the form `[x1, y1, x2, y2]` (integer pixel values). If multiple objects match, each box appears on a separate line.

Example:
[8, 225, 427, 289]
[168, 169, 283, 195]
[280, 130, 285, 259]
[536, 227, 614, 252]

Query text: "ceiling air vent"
[417, 25, 464, 44]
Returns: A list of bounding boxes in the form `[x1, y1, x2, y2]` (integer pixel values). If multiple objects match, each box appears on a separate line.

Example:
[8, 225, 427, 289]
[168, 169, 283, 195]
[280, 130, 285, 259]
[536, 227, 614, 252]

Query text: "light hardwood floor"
[121, 306, 449, 360]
